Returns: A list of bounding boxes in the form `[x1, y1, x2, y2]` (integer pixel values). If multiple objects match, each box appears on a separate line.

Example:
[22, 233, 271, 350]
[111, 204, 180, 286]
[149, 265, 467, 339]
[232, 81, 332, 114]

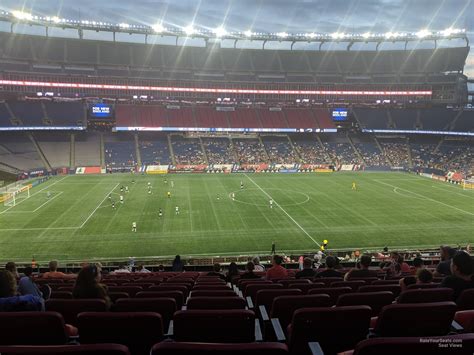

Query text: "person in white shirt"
[175, 206, 180, 215]
[120, 195, 124, 204]
[132, 222, 137, 232]
[253, 256, 265, 272]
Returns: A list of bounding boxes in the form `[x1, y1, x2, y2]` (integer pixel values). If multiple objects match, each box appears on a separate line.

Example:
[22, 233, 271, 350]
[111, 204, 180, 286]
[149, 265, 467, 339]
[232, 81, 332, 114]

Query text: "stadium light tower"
[183, 25, 196, 36]
[214, 26, 227, 37]
[244, 30, 253, 37]
[12, 10, 32, 20]
[416, 29, 431, 38]
[152, 23, 164, 33]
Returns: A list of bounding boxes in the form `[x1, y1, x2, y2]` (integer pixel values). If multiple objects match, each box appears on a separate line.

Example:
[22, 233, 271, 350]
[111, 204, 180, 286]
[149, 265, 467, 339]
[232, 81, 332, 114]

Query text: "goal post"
[462, 179, 474, 191]
[2, 185, 31, 206]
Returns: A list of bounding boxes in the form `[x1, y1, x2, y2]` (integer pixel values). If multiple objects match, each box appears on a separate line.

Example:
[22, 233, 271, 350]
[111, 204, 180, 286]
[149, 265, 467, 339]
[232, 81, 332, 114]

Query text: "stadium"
[0, 0, 473, 353]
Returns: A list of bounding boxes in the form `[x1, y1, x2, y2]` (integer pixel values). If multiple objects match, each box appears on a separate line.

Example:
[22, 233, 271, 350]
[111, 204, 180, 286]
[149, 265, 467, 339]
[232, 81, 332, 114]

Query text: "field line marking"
[375, 180, 474, 217]
[244, 173, 321, 247]
[79, 183, 120, 228]
[31, 192, 64, 212]
[429, 184, 474, 199]
[0, 176, 68, 215]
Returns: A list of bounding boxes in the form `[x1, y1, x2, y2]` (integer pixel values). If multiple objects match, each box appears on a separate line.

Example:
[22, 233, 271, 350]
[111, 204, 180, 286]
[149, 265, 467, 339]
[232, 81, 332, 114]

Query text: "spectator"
[207, 263, 226, 280]
[226, 262, 240, 283]
[295, 258, 316, 279]
[396, 254, 411, 273]
[315, 256, 343, 278]
[73, 265, 111, 309]
[18, 266, 44, 298]
[5, 262, 20, 278]
[112, 263, 131, 274]
[253, 257, 265, 272]
[157, 265, 165, 272]
[410, 257, 424, 275]
[240, 262, 261, 280]
[42, 261, 75, 279]
[172, 255, 184, 272]
[313, 251, 323, 269]
[400, 269, 433, 292]
[0, 270, 44, 311]
[435, 246, 456, 277]
[344, 255, 377, 280]
[136, 264, 151, 273]
[440, 251, 474, 300]
[266, 255, 288, 280]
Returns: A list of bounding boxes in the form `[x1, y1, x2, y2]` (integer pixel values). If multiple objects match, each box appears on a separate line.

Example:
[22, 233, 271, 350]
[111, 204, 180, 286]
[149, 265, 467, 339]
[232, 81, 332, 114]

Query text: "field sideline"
[0, 172, 473, 263]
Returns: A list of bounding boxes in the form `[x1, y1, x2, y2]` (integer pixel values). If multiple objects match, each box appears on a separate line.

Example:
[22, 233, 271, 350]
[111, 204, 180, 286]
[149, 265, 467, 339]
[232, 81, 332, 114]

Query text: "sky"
[0, 0, 472, 77]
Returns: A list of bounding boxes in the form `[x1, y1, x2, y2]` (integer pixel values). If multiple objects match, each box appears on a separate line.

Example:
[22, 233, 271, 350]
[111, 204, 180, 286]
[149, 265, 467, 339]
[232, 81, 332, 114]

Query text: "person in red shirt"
[266, 255, 288, 280]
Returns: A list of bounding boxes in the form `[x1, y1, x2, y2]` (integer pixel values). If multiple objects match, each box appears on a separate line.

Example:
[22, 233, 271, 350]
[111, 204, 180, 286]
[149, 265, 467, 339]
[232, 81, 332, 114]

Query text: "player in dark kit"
[159, 208, 163, 217]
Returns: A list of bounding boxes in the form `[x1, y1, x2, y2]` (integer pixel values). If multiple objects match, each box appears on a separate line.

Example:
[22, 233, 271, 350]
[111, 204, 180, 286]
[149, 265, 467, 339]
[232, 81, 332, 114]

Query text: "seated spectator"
[172, 255, 184, 272]
[344, 255, 378, 280]
[440, 251, 474, 300]
[5, 262, 20, 278]
[42, 260, 75, 279]
[0, 270, 44, 311]
[435, 246, 456, 277]
[207, 263, 226, 280]
[73, 265, 111, 309]
[266, 255, 288, 280]
[409, 257, 425, 275]
[157, 265, 165, 272]
[240, 262, 261, 280]
[253, 257, 265, 272]
[136, 264, 151, 273]
[112, 263, 131, 274]
[295, 258, 316, 279]
[316, 256, 343, 278]
[396, 254, 411, 273]
[226, 262, 240, 283]
[313, 251, 323, 269]
[18, 266, 46, 298]
[400, 268, 433, 292]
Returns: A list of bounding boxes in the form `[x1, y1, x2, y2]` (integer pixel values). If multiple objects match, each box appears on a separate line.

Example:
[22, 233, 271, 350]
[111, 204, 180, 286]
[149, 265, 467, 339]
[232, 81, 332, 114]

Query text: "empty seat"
[135, 291, 184, 309]
[123, 283, 153, 289]
[114, 298, 176, 330]
[406, 283, 440, 289]
[189, 290, 236, 298]
[109, 292, 130, 303]
[150, 285, 189, 297]
[151, 342, 289, 354]
[192, 285, 231, 291]
[237, 279, 268, 289]
[287, 306, 372, 355]
[277, 279, 310, 288]
[359, 285, 401, 297]
[287, 283, 325, 294]
[50, 291, 73, 299]
[255, 289, 303, 311]
[0, 344, 131, 354]
[107, 286, 143, 297]
[307, 287, 352, 305]
[336, 291, 395, 316]
[0, 312, 68, 345]
[244, 284, 283, 301]
[457, 289, 474, 310]
[173, 310, 256, 343]
[312, 277, 343, 286]
[77, 312, 164, 355]
[454, 310, 474, 332]
[350, 334, 474, 355]
[372, 280, 400, 285]
[398, 288, 454, 304]
[373, 302, 457, 337]
[330, 280, 366, 291]
[45, 299, 107, 326]
[186, 297, 247, 310]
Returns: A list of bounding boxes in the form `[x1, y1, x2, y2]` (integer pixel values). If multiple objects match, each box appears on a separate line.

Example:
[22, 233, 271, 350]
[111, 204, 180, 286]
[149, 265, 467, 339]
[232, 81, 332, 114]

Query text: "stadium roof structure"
[0, 10, 469, 50]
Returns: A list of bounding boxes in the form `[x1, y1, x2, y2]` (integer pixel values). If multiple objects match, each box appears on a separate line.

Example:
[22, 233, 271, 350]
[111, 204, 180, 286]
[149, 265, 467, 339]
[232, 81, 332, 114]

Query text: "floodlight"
[119, 23, 130, 29]
[276, 32, 289, 38]
[362, 32, 371, 39]
[12, 11, 33, 20]
[183, 25, 195, 35]
[152, 23, 164, 33]
[214, 26, 227, 37]
[244, 30, 253, 37]
[416, 29, 430, 38]
[331, 32, 345, 40]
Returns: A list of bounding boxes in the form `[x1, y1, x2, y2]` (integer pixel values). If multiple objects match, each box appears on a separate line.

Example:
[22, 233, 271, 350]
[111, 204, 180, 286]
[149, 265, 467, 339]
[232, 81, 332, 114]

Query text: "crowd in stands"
[171, 138, 205, 165]
[294, 140, 332, 164]
[202, 138, 235, 164]
[233, 139, 268, 164]
[262, 138, 298, 164]
[323, 142, 360, 165]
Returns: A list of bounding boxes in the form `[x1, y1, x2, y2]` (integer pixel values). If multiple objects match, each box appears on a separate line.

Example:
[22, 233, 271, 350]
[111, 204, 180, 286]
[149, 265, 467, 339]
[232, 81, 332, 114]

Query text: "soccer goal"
[2, 185, 30, 206]
[462, 179, 474, 191]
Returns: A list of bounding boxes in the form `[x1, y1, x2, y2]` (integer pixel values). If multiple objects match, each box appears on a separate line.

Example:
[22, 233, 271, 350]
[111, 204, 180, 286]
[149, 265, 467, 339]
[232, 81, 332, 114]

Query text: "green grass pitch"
[0, 172, 473, 263]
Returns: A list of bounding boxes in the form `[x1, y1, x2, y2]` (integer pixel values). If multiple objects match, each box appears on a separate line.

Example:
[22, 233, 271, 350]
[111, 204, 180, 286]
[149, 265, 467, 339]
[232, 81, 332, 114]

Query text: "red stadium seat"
[0, 312, 68, 345]
[45, 299, 108, 326]
[276, 279, 310, 288]
[150, 285, 189, 297]
[358, 284, 401, 297]
[192, 285, 231, 291]
[255, 289, 303, 311]
[189, 290, 237, 298]
[454, 310, 474, 332]
[114, 298, 177, 330]
[122, 283, 153, 289]
[109, 292, 130, 303]
[373, 302, 457, 337]
[173, 310, 257, 343]
[456, 289, 474, 310]
[186, 296, 247, 310]
[312, 277, 343, 286]
[135, 291, 184, 309]
[336, 291, 395, 316]
[287, 283, 325, 294]
[287, 306, 372, 355]
[330, 280, 366, 291]
[107, 286, 143, 297]
[0, 344, 131, 355]
[406, 283, 440, 289]
[371, 279, 400, 285]
[244, 284, 283, 301]
[50, 291, 73, 299]
[307, 287, 352, 305]
[77, 312, 164, 355]
[151, 342, 289, 354]
[397, 288, 454, 303]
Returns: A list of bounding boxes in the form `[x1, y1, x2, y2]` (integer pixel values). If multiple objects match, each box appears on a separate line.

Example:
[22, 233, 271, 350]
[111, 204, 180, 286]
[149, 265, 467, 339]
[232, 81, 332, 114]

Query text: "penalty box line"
[244, 173, 321, 248]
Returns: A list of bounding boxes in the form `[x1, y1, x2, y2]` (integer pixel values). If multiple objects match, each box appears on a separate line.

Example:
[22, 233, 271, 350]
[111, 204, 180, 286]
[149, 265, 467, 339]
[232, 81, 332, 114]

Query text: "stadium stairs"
[373, 137, 392, 166]
[70, 134, 75, 169]
[405, 138, 414, 169]
[258, 136, 271, 162]
[167, 135, 176, 166]
[198, 137, 209, 164]
[347, 134, 364, 165]
[287, 136, 302, 163]
[134, 133, 142, 167]
[28, 133, 52, 172]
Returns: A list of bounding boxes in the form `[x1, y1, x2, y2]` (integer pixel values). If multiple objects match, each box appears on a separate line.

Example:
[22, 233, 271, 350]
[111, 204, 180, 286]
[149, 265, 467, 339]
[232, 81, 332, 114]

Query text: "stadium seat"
[336, 291, 395, 316]
[45, 299, 108, 326]
[307, 287, 352, 305]
[287, 283, 325, 294]
[238, 279, 270, 289]
[109, 292, 130, 303]
[114, 298, 177, 330]
[397, 288, 454, 303]
[151, 341, 289, 354]
[371, 280, 400, 285]
[454, 310, 474, 332]
[255, 289, 303, 311]
[358, 284, 401, 297]
[107, 286, 143, 297]
[0, 344, 131, 355]
[313, 277, 343, 286]
[330, 280, 366, 291]
[189, 290, 237, 298]
[123, 283, 153, 289]
[192, 285, 231, 291]
[77, 312, 164, 355]
[406, 283, 440, 289]
[276, 279, 310, 288]
[244, 284, 284, 301]
[0, 312, 69, 345]
[346, 334, 474, 355]
[150, 285, 189, 297]
[372, 302, 457, 337]
[172, 310, 258, 343]
[50, 291, 73, 299]
[186, 296, 247, 310]
[287, 306, 372, 355]
[456, 289, 474, 310]
[135, 291, 184, 309]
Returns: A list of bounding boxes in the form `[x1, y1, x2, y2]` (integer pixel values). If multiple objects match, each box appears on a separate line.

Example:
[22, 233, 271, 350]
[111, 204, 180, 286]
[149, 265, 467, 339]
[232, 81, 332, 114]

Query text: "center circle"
[229, 188, 310, 207]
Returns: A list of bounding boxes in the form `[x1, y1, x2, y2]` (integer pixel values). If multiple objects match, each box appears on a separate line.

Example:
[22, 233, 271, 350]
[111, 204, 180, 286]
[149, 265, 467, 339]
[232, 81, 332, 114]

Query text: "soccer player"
[125, 186, 129, 193]
[148, 182, 151, 186]
[46, 191, 51, 199]
[217, 194, 220, 201]
[269, 199, 273, 209]
[132, 222, 137, 232]
[170, 180, 174, 188]
[158, 208, 163, 218]
[175, 206, 179, 215]
[120, 195, 124, 204]
[231, 192, 235, 201]
[112, 202, 116, 209]
[108, 194, 112, 201]
[164, 178, 168, 184]
[240, 181, 244, 190]
[148, 186, 152, 194]
[352, 181, 357, 190]
[167, 191, 171, 199]
[120, 186, 124, 193]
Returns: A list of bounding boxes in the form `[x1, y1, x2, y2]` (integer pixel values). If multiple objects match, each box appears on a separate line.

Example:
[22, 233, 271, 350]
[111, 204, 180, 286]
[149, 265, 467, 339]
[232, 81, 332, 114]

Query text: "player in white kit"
[132, 222, 137, 232]
[175, 206, 179, 215]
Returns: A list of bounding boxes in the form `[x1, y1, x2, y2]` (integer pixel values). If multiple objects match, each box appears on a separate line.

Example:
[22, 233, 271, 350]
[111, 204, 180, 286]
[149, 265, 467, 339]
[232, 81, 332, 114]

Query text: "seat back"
[288, 306, 372, 355]
[107, 286, 143, 297]
[0, 312, 68, 345]
[187, 297, 247, 310]
[50, 291, 73, 299]
[151, 341, 289, 354]
[398, 288, 454, 304]
[374, 302, 457, 337]
[287, 283, 325, 294]
[406, 283, 440, 289]
[150, 285, 189, 297]
[336, 291, 394, 316]
[173, 310, 255, 343]
[192, 285, 231, 291]
[330, 280, 366, 291]
[457, 289, 474, 310]
[237, 279, 268, 289]
[307, 287, 352, 305]
[270, 294, 332, 330]
[255, 289, 302, 310]
[189, 290, 236, 298]
[77, 312, 163, 355]
[372, 280, 400, 285]
[0, 344, 131, 354]
[45, 299, 107, 326]
[277, 279, 310, 288]
[314, 277, 343, 286]
[359, 285, 401, 297]
[135, 291, 184, 309]
[109, 292, 130, 303]
[244, 284, 283, 300]
[114, 298, 176, 329]
[353, 334, 474, 355]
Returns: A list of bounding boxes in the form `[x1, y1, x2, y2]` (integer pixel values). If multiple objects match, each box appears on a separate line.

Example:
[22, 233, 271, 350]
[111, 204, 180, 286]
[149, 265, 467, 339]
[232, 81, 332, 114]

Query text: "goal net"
[2, 185, 30, 206]
[462, 179, 474, 191]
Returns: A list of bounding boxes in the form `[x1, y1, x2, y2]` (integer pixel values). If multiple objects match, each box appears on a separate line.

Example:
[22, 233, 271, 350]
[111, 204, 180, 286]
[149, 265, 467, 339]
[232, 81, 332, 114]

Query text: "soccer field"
[0, 172, 473, 263]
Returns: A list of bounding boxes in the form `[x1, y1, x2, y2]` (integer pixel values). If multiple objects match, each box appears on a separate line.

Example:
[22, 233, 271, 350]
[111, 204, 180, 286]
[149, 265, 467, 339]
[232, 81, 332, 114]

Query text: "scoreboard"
[331, 108, 348, 121]
[89, 103, 114, 119]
